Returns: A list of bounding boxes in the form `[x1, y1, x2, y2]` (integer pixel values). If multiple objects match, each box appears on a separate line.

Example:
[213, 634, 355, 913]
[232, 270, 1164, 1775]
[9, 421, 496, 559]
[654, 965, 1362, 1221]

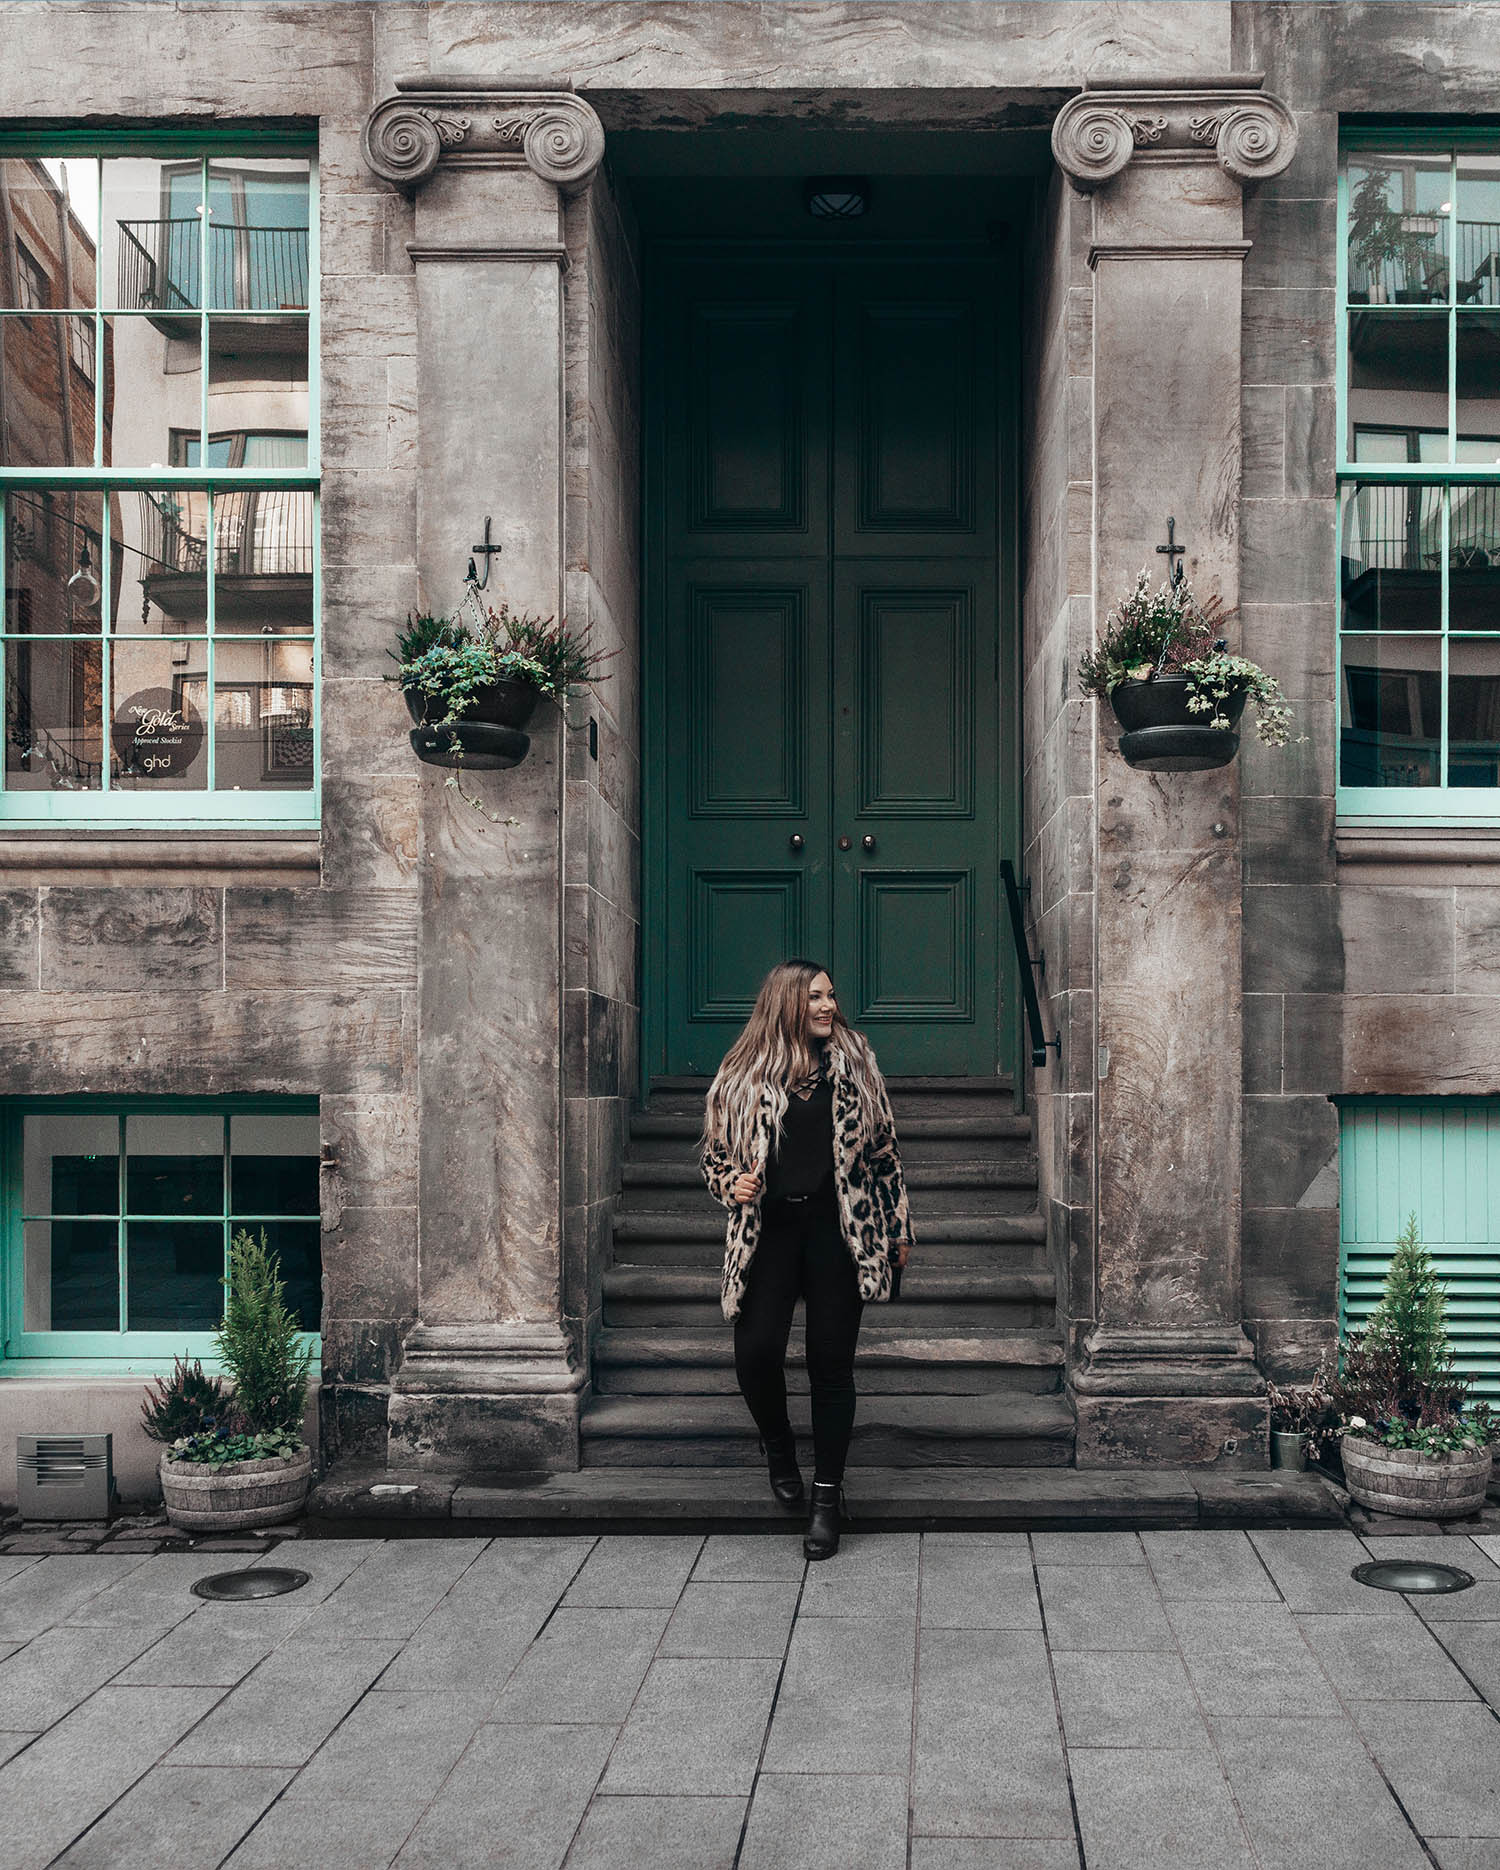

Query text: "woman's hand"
[895, 1238, 912, 1269]
[731, 1170, 763, 1206]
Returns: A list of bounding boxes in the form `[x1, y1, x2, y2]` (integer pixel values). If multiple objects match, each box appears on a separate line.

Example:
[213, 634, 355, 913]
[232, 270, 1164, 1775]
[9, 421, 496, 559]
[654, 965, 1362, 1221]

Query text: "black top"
[764, 1074, 835, 1200]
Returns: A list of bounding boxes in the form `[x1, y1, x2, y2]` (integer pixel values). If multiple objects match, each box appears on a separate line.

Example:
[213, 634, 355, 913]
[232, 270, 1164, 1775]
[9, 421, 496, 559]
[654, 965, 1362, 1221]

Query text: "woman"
[701, 959, 913, 1560]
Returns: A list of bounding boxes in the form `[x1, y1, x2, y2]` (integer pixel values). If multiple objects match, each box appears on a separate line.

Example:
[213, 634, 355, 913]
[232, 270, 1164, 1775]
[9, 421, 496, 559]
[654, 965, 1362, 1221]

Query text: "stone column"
[361, 81, 604, 1469]
[1052, 79, 1297, 1465]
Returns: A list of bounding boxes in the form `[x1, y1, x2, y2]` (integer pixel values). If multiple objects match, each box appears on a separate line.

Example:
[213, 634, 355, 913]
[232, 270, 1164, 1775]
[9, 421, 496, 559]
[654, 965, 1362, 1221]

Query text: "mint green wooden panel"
[1340, 1101, 1500, 1397]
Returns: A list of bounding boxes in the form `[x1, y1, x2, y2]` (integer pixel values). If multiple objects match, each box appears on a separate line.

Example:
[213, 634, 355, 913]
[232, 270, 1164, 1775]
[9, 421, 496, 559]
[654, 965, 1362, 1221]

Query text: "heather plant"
[1266, 1353, 1342, 1462]
[140, 1356, 232, 1445]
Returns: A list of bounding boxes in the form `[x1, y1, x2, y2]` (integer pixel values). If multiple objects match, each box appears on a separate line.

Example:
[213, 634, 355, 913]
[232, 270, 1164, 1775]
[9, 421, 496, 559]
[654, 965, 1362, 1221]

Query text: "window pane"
[101, 158, 202, 314]
[1340, 482, 1442, 631]
[1340, 633, 1443, 787]
[252, 1220, 321, 1332]
[1, 158, 98, 310]
[1352, 429, 1415, 464]
[1449, 484, 1500, 629]
[1349, 312, 1449, 460]
[110, 639, 208, 789]
[102, 313, 201, 472]
[26, 1219, 119, 1332]
[1456, 155, 1500, 307]
[1448, 638, 1500, 786]
[22, 1112, 119, 1216]
[114, 486, 209, 633]
[230, 1112, 319, 1213]
[1348, 154, 1451, 305]
[211, 634, 314, 792]
[213, 487, 313, 590]
[0, 316, 99, 465]
[206, 159, 310, 312]
[206, 319, 308, 465]
[5, 638, 104, 790]
[4, 490, 105, 634]
[1457, 312, 1500, 461]
[126, 1220, 223, 1330]
[125, 1112, 222, 1213]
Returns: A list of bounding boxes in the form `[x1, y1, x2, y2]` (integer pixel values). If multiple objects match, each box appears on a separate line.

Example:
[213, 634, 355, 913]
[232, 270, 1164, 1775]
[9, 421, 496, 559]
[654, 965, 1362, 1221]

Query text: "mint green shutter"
[1340, 1101, 1500, 1399]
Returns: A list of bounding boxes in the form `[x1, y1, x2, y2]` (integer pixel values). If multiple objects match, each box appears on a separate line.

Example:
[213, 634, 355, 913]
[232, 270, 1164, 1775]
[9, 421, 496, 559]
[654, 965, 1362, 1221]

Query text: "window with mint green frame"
[1340, 1099, 1500, 1400]
[1, 1098, 321, 1373]
[1337, 132, 1500, 821]
[0, 131, 319, 826]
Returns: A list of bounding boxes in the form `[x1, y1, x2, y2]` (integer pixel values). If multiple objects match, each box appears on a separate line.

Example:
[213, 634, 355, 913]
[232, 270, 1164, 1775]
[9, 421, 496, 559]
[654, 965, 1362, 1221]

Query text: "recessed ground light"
[805, 176, 869, 219]
[192, 1567, 310, 1601]
[1352, 1559, 1474, 1595]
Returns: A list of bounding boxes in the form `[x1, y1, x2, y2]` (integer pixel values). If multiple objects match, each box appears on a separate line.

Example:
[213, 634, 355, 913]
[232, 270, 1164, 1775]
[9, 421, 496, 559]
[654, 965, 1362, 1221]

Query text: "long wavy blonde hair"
[702, 958, 886, 1169]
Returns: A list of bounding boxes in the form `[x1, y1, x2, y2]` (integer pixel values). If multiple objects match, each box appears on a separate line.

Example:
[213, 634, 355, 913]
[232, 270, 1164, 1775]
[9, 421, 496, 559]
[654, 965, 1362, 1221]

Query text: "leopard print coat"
[701, 1038, 914, 1322]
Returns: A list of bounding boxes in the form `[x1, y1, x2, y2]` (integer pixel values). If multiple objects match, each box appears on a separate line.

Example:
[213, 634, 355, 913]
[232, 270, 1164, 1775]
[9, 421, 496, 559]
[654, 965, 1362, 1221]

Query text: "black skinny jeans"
[733, 1183, 864, 1485]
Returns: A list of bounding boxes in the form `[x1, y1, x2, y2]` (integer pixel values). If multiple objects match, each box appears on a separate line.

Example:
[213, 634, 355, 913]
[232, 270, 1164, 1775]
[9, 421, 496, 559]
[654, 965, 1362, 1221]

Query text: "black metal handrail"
[116, 218, 310, 313]
[1000, 859, 1059, 1071]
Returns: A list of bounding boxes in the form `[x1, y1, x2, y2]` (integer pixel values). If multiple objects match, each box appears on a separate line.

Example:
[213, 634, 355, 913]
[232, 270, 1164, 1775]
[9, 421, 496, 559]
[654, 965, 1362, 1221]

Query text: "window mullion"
[1440, 489, 1451, 789]
[117, 1113, 127, 1335]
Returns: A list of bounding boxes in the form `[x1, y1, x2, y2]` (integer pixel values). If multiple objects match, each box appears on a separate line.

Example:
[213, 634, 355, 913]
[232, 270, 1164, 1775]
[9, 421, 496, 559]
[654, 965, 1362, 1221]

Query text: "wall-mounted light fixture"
[804, 177, 869, 220]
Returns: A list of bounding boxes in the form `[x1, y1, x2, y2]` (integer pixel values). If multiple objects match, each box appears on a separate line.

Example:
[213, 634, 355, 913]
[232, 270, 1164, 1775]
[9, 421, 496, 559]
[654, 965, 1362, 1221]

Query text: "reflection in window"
[1347, 155, 1451, 305]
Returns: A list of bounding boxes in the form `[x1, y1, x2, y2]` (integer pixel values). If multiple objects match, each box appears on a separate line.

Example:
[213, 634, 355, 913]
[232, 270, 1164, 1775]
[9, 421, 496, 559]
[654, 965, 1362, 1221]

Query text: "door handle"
[838, 835, 852, 851]
[862, 835, 876, 853]
[789, 834, 804, 853]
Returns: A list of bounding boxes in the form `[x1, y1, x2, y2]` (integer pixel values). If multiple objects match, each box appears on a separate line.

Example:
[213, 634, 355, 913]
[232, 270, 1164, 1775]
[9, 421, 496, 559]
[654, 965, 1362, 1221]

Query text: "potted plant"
[1077, 569, 1295, 772]
[149, 1230, 315, 1533]
[1348, 162, 1445, 304]
[1332, 1215, 1494, 1519]
[389, 592, 614, 815]
[1266, 1356, 1340, 1471]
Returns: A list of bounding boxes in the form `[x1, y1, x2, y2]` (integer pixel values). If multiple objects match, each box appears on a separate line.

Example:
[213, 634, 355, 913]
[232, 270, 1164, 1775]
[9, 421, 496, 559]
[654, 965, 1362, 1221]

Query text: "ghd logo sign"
[112, 687, 204, 780]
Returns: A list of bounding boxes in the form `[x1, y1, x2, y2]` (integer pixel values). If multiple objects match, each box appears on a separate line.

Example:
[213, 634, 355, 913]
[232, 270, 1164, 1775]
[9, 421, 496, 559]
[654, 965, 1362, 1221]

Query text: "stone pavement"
[0, 1529, 1497, 1868]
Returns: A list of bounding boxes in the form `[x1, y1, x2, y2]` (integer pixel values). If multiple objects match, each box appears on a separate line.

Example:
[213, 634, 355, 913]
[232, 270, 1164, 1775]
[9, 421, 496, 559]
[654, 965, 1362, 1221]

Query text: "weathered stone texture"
[39, 888, 221, 993]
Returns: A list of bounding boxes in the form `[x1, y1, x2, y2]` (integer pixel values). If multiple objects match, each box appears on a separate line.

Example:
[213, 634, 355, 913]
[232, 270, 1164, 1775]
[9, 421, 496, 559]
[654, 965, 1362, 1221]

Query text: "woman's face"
[806, 971, 837, 1042]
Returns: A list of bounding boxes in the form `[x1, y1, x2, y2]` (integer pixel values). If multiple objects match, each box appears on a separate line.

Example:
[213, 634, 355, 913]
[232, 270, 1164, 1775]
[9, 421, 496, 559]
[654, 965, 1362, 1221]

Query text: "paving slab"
[395, 1721, 616, 1869]
[738, 1771, 908, 1870]
[1031, 1532, 1144, 1567]
[1349, 1700, 1500, 1838]
[1165, 1599, 1341, 1716]
[0, 1556, 43, 1585]
[692, 1533, 807, 1582]
[1430, 1622, 1500, 1704]
[920, 1537, 1042, 1629]
[563, 1535, 702, 1608]
[1294, 1611, 1478, 1701]
[0, 1554, 152, 1639]
[1362, 1536, 1500, 1581]
[376, 1602, 551, 1696]
[1212, 1713, 1431, 1870]
[913, 1627, 1073, 1839]
[911, 1844, 1081, 1870]
[438, 1536, 593, 1617]
[1051, 1650, 1211, 1751]
[54, 1763, 293, 1869]
[600, 1655, 781, 1795]
[798, 1532, 919, 1617]
[1415, 1580, 1500, 1624]
[168, 1634, 398, 1767]
[0, 1729, 37, 1767]
[0, 1623, 163, 1729]
[489, 1607, 670, 1724]
[763, 1615, 914, 1775]
[296, 1538, 488, 1639]
[564, 1793, 746, 1870]
[1428, 1843, 1500, 1869]
[1036, 1565, 1174, 1652]
[0, 1685, 222, 1870]
[1140, 1531, 1280, 1602]
[659, 1581, 801, 1657]
[63, 1552, 246, 1630]
[115, 1622, 281, 1690]
[226, 1689, 494, 1870]
[1070, 1745, 1252, 1868]
[1249, 1530, 1406, 1613]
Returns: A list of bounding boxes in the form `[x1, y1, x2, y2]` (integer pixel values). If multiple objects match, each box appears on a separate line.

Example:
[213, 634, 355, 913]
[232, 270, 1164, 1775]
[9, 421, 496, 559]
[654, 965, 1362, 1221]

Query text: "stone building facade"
[1, 0, 1498, 1506]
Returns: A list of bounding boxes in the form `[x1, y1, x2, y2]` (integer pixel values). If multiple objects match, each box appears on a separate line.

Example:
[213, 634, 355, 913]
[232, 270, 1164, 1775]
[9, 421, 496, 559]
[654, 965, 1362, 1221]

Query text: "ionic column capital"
[1051, 76, 1297, 195]
[362, 79, 605, 194]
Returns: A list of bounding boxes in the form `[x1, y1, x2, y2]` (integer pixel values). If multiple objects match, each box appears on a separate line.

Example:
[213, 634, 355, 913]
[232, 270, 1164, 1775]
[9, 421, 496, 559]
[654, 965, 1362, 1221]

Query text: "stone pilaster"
[1052, 78, 1297, 1466]
[362, 79, 605, 1470]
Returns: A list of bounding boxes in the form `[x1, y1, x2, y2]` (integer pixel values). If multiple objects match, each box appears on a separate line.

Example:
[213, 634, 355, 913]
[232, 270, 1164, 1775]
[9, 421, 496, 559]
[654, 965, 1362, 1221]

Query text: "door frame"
[640, 235, 1023, 1095]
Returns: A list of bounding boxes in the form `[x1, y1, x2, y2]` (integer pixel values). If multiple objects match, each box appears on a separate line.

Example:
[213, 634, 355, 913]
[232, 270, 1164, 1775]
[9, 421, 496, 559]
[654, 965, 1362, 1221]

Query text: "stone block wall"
[1022, 169, 1097, 1364]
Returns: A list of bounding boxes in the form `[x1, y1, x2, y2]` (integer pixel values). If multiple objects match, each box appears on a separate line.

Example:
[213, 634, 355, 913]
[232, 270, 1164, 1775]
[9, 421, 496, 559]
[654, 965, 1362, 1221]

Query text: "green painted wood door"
[1340, 1100, 1500, 1399]
[648, 252, 1007, 1077]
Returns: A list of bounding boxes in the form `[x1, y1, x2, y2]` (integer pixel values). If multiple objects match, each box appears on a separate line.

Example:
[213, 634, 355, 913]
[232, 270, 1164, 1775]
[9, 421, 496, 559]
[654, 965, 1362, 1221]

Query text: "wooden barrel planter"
[1110, 675, 1247, 772]
[160, 1447, 313, 1533]
[404, 679, 540, 772]
[1340, 1433, 1493, 1520]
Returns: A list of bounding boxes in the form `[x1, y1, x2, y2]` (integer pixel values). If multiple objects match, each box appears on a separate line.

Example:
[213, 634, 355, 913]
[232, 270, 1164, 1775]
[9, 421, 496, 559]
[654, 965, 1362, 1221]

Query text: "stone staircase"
[582, 1075, 1077, 1472]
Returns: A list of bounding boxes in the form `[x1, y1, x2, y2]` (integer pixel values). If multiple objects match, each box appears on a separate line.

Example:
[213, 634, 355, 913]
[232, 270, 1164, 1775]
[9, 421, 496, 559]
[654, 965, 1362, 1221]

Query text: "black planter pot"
[403, 679, 541, 771]
[1109, 675, 1247, 773]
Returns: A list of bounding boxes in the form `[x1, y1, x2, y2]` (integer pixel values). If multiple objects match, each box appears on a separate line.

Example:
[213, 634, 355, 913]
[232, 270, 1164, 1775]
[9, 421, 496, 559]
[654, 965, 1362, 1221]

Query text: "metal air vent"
[17, 1433, 114, 1521]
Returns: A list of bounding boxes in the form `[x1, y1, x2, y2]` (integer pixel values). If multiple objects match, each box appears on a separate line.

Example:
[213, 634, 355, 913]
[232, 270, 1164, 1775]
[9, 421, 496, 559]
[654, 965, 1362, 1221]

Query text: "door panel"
[652, 253, 1006, 1076]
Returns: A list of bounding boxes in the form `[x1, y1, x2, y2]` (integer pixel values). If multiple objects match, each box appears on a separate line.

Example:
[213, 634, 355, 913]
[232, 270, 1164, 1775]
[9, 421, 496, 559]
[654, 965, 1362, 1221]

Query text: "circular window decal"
[112, 686, 204, 780]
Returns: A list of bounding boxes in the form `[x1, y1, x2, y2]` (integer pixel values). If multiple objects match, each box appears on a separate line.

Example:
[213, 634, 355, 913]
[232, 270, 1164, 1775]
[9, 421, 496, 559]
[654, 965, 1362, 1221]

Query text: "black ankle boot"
[804, 1479, 843, 1561]
[761, 1434, 804, 1509]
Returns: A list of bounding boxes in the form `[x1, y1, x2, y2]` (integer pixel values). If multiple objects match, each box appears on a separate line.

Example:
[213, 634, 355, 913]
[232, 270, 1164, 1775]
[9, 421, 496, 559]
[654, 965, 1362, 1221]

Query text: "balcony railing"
[137, 489, 313, 578]
[1351, 216, 1500, 304]
[116, 218, 309, 313]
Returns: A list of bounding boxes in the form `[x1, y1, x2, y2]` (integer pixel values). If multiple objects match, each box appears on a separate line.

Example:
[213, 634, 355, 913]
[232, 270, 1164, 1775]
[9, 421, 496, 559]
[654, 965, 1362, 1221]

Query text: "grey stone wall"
[1021, 171, 1096, 1366]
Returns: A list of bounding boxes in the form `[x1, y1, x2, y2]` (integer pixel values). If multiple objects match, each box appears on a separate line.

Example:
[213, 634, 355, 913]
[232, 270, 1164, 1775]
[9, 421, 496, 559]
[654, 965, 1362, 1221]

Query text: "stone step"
[593, 1327, 1065, 1395]
[579, 1391, 1077, 1468]
[616, 1184, 1043, 1218]
[646, 1075, 1018, 1124]
[611, 1208, 1048, 1247]
[623, 1158, 1040, 1192]
[609, 1237, 1049, 1270]
[601, 1265, 1058, 1331]
[631, 1112, 1032, 1148]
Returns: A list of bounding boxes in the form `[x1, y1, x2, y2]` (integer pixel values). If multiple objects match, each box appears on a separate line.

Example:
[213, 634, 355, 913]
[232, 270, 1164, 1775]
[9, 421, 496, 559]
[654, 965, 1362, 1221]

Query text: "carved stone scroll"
[1052, 80, 1297, 194]
[363, 84, 604, 193]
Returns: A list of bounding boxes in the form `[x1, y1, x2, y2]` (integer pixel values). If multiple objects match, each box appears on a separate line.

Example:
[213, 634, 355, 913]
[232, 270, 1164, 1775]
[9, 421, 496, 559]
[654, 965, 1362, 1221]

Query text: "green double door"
[648, 253, 1008, 1077]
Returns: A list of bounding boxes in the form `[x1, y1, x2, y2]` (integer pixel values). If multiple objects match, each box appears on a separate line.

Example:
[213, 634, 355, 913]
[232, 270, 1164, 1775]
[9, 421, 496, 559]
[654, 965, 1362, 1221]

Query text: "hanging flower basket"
[1109, 674, 1247, 773]
[404, 677, 539, 771]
